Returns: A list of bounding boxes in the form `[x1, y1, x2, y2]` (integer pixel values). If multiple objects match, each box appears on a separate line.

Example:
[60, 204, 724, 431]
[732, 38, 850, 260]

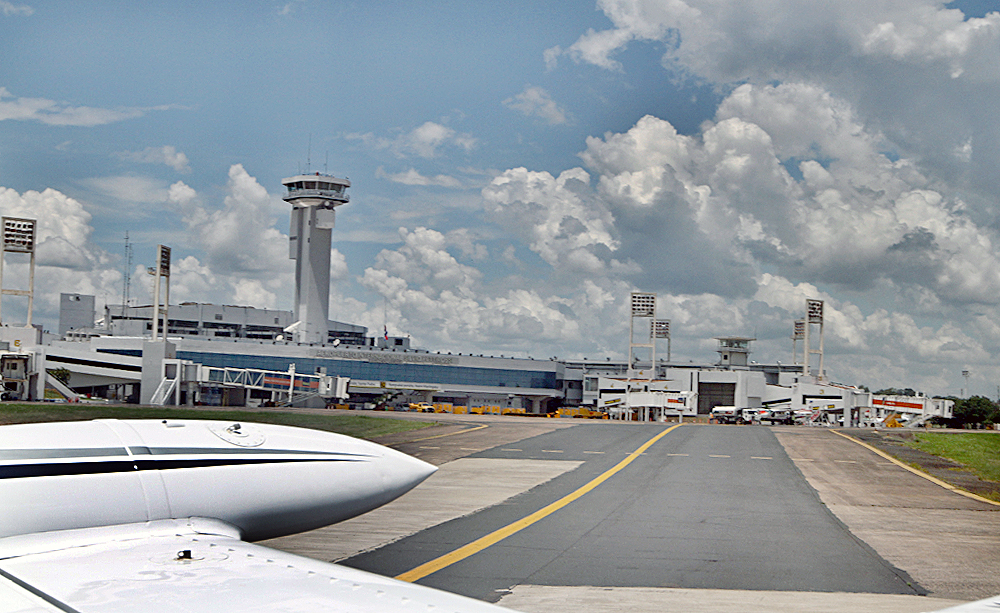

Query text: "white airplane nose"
[375, 445, 437, 500]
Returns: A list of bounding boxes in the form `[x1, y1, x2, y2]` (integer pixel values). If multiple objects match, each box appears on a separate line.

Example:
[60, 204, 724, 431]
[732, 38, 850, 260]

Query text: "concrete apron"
[498, 585, 964, 613]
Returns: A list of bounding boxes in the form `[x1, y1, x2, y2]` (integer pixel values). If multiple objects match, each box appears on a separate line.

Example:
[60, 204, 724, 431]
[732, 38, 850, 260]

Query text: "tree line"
[943, 396, 999, 429]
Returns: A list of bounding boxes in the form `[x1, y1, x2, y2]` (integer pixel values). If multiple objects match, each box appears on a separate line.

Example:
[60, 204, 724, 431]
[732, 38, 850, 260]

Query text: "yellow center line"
[395, 423, 681, 583]
[394, 423, 489, 444]
[830, 430, 1000, 507]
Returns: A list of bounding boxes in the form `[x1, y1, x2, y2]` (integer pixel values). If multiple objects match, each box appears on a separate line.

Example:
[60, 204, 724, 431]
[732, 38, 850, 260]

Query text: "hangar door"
[697, 382, 736, 415]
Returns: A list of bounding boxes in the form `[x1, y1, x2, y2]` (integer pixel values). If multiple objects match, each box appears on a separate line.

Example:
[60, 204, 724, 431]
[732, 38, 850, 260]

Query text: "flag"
[384, 325, 388, 341]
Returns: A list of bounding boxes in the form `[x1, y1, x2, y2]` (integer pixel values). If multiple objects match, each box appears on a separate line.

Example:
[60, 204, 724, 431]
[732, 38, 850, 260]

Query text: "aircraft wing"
[930, 596, 1000, 613]
[0, 518, 514, 613]
[3, 519, 998, 613]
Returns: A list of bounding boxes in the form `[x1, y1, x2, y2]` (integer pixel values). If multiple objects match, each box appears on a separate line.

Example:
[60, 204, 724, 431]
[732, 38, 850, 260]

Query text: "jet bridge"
[147, 360, 350, 407]
[200, 364, 349, 407]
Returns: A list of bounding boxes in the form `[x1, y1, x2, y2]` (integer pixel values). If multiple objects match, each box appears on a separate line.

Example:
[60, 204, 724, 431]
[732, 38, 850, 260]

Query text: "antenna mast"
[121, 232, 132, 311]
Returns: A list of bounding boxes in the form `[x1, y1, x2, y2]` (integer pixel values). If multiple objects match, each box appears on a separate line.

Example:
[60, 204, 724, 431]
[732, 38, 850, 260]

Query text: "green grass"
[0, 404, 434, 440]
[907, 431, 1000, 484]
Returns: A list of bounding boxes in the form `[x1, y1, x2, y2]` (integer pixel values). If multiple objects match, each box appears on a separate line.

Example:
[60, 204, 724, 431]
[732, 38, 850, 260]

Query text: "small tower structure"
[0, 217, 37, 328]
[282, 172, 350, 345]
[802, 299, 825, 381]
[628, 292, 656, 380]
[716, 336, 754, 367]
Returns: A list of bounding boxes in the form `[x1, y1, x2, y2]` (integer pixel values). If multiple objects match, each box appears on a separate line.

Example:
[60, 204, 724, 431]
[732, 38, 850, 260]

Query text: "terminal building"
[0, 174, 952, 426]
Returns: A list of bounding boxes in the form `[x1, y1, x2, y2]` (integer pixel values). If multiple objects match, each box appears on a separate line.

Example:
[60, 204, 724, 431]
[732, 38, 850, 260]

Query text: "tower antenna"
[307, 133, 312, 173]
[121, 231, 132, 312]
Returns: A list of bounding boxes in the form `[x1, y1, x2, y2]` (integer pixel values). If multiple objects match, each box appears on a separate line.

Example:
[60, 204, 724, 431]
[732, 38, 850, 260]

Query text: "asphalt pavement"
[342, 423, 923, 601]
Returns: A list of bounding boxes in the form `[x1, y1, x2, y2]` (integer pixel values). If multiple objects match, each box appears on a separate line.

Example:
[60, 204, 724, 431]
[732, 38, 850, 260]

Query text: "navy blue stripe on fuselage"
[0, 447, 373, 461]
[0, 456, 363, 480]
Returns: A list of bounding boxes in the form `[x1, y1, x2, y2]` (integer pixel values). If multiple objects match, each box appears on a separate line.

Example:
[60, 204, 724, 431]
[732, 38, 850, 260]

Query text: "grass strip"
[907, 431, 1000, 484]
[0, 404, 433, 440]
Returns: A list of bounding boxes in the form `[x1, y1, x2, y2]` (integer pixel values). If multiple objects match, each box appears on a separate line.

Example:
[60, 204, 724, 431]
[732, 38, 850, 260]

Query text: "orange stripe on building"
[873, 399, 923, 410]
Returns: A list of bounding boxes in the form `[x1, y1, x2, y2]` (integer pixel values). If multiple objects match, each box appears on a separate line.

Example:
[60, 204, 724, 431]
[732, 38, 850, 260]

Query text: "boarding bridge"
[199, 364, 349, 407]
[600, 381, 698, 422]
[143, 358, 349, 408]
[872, 395, 953, 427]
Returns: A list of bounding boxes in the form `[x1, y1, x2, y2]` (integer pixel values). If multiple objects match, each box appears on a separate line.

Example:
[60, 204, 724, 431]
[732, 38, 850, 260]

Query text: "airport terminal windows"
[177, 351, 558, 390]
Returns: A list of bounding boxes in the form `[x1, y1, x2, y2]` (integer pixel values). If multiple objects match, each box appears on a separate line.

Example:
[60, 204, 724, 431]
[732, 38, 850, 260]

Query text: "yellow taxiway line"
[396, 423, 682, 582]
[396, 423, 490, 444]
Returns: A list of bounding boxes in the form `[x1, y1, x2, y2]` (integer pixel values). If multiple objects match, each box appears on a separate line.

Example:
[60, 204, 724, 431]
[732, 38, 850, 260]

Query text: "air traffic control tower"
[282, 172, 350, 345]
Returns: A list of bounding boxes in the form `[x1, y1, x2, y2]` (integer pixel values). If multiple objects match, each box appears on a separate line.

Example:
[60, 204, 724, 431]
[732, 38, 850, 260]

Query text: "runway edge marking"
[830, 429, 1000, 507]
[394, 423, 683, 582]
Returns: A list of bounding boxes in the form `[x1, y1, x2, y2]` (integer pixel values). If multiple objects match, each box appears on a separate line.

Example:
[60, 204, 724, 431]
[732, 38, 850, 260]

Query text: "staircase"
[149, 377, 178, 405]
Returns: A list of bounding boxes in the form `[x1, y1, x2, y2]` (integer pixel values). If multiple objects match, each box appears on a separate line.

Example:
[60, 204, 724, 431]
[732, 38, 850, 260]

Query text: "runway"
[266, 415, 1000, 612]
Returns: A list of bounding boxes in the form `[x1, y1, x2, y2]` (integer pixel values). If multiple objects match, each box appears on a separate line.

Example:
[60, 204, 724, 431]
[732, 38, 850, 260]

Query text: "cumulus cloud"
[375, 166, 462, 188]
[557, 0, 1000, 82]
[0, 87, 178, 127]
[182, 164, 289, 277]
[117, 146, 191, 173]
[503, 85, 570, 125]
[347, 121, 476, 159]
[0, 185, 120, 325]
[469, 61, 1000, 392]
[276, 0, 304, 16]
[484, 167, 622, 274]
[0, 187, 104, 269]
[1, 2, 32, 16]
[81, 175, 171, 206]
[548, 83, 1000, 306]
[358, 226, 585, 351]
[76, 166, 298, 311]
[555, 0, 1000, 216]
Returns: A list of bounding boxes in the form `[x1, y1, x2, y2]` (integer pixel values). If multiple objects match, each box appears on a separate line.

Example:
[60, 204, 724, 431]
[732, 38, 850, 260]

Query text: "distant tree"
[873, 387, 919, 397]
[949, 396, 999, 428]
[47, 368, 71, 386]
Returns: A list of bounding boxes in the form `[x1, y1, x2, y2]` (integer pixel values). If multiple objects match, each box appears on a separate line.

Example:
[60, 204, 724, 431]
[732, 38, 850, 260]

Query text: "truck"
[757, 408, 793, 425]
[710, 405, 742, 424]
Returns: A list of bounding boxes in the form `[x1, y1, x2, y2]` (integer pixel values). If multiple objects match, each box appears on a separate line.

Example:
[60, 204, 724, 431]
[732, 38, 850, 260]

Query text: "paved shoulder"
[774, 428, 1000, 601]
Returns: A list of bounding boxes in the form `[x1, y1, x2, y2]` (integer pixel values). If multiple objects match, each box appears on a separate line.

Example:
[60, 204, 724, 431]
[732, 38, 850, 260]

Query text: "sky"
[2, 0, 1000, 398]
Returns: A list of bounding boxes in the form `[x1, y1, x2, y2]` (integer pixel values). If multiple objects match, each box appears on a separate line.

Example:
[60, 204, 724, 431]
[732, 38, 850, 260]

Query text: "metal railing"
[150, 377, 178, 406]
